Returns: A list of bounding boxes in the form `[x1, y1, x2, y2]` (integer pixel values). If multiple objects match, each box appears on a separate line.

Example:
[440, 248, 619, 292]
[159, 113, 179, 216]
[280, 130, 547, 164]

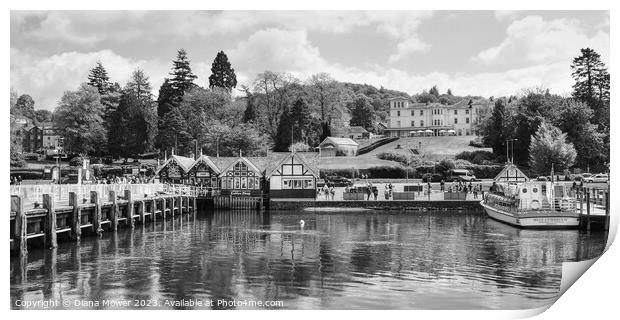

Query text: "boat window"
[532, 187, 538, 193]
[541, 185, 546, 195]
[522, 188, 527, 193]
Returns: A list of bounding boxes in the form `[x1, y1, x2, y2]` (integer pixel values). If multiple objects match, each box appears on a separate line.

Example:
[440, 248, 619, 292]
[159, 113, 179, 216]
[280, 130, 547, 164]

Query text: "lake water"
[10, 209, 607, 310]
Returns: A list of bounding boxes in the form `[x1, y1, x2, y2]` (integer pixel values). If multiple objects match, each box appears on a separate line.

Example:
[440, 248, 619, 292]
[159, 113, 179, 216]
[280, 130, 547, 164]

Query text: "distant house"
[318, 137, 359, 157]
[344, 126, 369, 139]
[156, 155, 195, 183]
[376, 122, 388, 135]
[267, 152, 319, 199]
[21, 124, 44, 153]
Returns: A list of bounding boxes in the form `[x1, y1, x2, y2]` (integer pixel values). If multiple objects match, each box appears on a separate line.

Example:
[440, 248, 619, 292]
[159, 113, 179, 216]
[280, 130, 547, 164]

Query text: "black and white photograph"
[6, 2, 616, 316]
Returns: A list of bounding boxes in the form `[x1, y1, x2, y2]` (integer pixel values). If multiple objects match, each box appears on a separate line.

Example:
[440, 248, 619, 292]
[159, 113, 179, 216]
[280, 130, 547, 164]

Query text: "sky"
[10, 10, 610, 111]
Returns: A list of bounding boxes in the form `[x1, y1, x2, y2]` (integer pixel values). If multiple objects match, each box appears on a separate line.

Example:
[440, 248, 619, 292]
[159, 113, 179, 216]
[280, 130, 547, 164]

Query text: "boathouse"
[216, 157, 264, 196]
[187, 154, 220, 187]
[156, 155, 195, 184]
[267, 152, 319, 199]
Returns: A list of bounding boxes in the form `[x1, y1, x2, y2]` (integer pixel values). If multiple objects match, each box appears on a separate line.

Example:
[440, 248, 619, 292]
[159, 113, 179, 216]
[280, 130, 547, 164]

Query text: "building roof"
[319, 137, 359, 147]
[157, 154, 195, 174]
[217, 156, 263, 177]
[188, 154, 220, 174]
[388, 96, 412, 101]
[494, 164, 529, 182]
[266, 152, 320, 178]
[347, 126, 368, 134]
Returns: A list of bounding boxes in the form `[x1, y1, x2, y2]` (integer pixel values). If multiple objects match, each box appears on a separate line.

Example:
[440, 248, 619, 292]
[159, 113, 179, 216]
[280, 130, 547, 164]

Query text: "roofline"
[266, 152, 319, 178]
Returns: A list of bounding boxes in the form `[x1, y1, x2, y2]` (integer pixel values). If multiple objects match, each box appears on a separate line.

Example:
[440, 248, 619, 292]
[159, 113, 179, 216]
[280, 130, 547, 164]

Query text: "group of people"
[438, 180, 485, 199]
[317, 184, 336, 200]
[94, 175, 150, 184]
[10, 176, 22, 185]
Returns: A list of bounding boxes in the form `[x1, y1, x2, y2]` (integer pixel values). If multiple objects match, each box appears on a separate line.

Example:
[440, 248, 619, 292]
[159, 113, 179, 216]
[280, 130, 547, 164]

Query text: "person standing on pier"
[440, 180, 445, 192]
[329, 185, 335, 200]
[473, 185, 479, 199]
[366, 183, 372, 200]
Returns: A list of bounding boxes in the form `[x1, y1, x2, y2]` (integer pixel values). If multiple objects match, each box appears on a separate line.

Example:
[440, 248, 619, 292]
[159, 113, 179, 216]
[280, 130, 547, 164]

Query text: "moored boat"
[481, 181, 580, 229]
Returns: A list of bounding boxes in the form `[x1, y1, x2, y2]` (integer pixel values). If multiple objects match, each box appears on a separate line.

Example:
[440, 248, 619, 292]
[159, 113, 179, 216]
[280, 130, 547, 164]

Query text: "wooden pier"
[10, 188, 197, 258]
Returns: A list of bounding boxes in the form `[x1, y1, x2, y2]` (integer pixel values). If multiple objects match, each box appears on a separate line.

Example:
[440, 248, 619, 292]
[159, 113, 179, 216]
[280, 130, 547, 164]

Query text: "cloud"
[388, 36, 431, 63]
[10, 48, 169, 110]
[226, 28, 575, 99]
[474, 15, 610, 66]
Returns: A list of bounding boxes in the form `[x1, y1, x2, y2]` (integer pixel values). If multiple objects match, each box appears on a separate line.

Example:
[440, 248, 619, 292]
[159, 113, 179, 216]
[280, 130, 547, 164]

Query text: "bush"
[469, 137, 487, 148]
[376, 152, 411, 166]
[320, 166, 416, 179]
[289, 142, 310, 152]
[69, 156, 84, 167]
[453, 159, 473, 168]
[455, 150, 497, 165]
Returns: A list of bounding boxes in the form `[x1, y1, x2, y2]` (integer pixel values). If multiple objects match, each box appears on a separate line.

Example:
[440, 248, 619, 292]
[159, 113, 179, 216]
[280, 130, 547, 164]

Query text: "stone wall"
[269, 199, 484, 212]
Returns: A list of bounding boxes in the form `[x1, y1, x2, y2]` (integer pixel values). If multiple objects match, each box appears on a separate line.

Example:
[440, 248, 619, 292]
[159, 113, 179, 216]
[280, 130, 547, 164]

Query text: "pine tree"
[208, 51, 238, 90]
[274, 105, 293, 152]
[169, 49, 197, 101]
[157, 78, 176, 118]
[320, 122, 332, 142]
[157, 108, 193, 156]
[571, 48, 610, 123]
[290, 98, 312, 143]
[447, 89, 453, 96]
[243, 94, 257, 123]
[88, 61, 112, 95]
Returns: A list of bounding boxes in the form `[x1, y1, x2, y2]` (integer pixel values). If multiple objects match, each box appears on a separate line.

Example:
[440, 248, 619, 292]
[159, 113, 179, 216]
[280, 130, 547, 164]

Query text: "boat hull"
[480, 201, 580, 229]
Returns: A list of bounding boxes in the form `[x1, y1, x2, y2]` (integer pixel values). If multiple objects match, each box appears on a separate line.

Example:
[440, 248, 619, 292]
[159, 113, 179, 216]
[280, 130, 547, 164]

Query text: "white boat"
[481, 181, 580, 229]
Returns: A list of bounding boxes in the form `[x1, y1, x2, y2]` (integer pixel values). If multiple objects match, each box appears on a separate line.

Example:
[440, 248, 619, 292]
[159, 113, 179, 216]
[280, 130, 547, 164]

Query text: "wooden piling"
[90, 191, 103, 235]
[109, 190, 118, 231]
[68, 192, 81, 241]
[42, 194, 58, 248]
[586, 190, 591, 231]
[151, 199, 157, 223]
[12, 195, 27, 257]
[605, 191, 610, 231]
[193, 196, 197, 213]
[177, 195, 182, 215]
[161, 198, 167, 220]
[124, 190, 134, 228]
[138, 201, 145, 223]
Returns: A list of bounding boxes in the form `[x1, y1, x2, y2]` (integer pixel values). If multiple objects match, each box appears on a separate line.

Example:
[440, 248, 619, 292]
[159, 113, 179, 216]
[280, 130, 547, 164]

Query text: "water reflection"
[10, 210, 607, 310]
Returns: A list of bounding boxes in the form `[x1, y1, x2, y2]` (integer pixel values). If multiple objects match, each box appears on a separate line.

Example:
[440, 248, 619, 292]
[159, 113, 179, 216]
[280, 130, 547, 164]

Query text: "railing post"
[69, 192, 81, 241]
[109, 190, 118, 231]
[139, 200, 145, 223]
[124, 190, 134, 228]
[12, 195, 27, 257]
[586, 189, 591, 231]
[90, 191, 103, 235]
[151, 199, 157, 223]
[43, 194, 58, 248]
[177, 195, 182, 215]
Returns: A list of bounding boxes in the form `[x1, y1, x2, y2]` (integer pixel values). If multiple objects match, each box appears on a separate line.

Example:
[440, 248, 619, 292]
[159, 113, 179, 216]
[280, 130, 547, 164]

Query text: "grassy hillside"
[362, 136, 492, 161]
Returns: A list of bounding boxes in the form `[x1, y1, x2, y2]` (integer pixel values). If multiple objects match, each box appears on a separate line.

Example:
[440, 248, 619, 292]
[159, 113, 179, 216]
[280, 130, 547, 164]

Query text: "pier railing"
[10, 183, 168, 204]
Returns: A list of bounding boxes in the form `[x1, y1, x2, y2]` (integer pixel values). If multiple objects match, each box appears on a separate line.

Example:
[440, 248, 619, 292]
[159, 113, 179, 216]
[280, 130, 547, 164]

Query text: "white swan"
[299, 219, 305, 227]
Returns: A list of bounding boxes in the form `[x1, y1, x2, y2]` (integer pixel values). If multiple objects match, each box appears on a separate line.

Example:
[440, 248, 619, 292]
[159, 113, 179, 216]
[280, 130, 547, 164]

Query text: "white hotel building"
[385, 97, 491, 137]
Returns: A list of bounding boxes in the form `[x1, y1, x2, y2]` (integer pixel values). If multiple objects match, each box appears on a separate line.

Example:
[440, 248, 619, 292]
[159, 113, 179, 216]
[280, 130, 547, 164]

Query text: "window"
[420, 110, 424, 116]
[420, 120, 424, 127]
[466, 118, 470, 124]
[466, 109, 470, 115]
[411, 110, 415, 116]
[397, 111, 401, 116]
[454, 118, 458, 124]
[454, 110, 458, 115]
[396, 121, 401, 127]
[411, 121, 415, 127]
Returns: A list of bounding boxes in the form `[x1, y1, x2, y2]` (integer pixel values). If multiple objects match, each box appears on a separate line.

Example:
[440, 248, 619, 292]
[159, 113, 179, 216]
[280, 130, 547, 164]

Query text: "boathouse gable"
[156, 155, 195, 183]
[268, 153, 319, 199]
[187, 155, 220, 187]
[217, 157, 263, 196]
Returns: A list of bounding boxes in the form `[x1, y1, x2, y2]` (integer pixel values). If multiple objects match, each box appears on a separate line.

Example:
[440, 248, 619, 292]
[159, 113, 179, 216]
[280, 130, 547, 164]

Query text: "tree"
[482, 99, 508, 156]
[10, 88, 19, 113]
[555, 100, 604, 169]
[252, 71, 301, 140]
[10, 117, 25, 167]
[208, 51, 237, 90]
[14, 94, 35, 119]
[290, 98, 312, 143]
[54, 84, 106, 155]
[88, 61, 112, 95]
[157, 107, 193, 156]
[241, 86, 257, 123]
[571, 48, 610, 125]
[157, 78, 176, 118]
[416, 91, 438, 104]
[447, 89, 453, 96]
[274, 105, 293, 152]
[429, 85, 440, 97]
[319, 122, 332, 142]
[348, 96, 374, 129]
[108, 69, 158, 158]
[169, 49, 197, 100]
[528, 122, 577, 176]
[34, 109, 52, 123]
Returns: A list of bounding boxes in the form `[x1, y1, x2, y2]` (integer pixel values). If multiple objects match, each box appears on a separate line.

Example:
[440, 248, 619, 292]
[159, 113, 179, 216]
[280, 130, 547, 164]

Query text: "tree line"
[478, 48, 610, 175]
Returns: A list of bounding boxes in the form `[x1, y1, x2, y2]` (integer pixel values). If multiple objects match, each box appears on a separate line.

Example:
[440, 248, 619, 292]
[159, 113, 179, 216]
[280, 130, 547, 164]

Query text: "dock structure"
[10, 184, 198, 258]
